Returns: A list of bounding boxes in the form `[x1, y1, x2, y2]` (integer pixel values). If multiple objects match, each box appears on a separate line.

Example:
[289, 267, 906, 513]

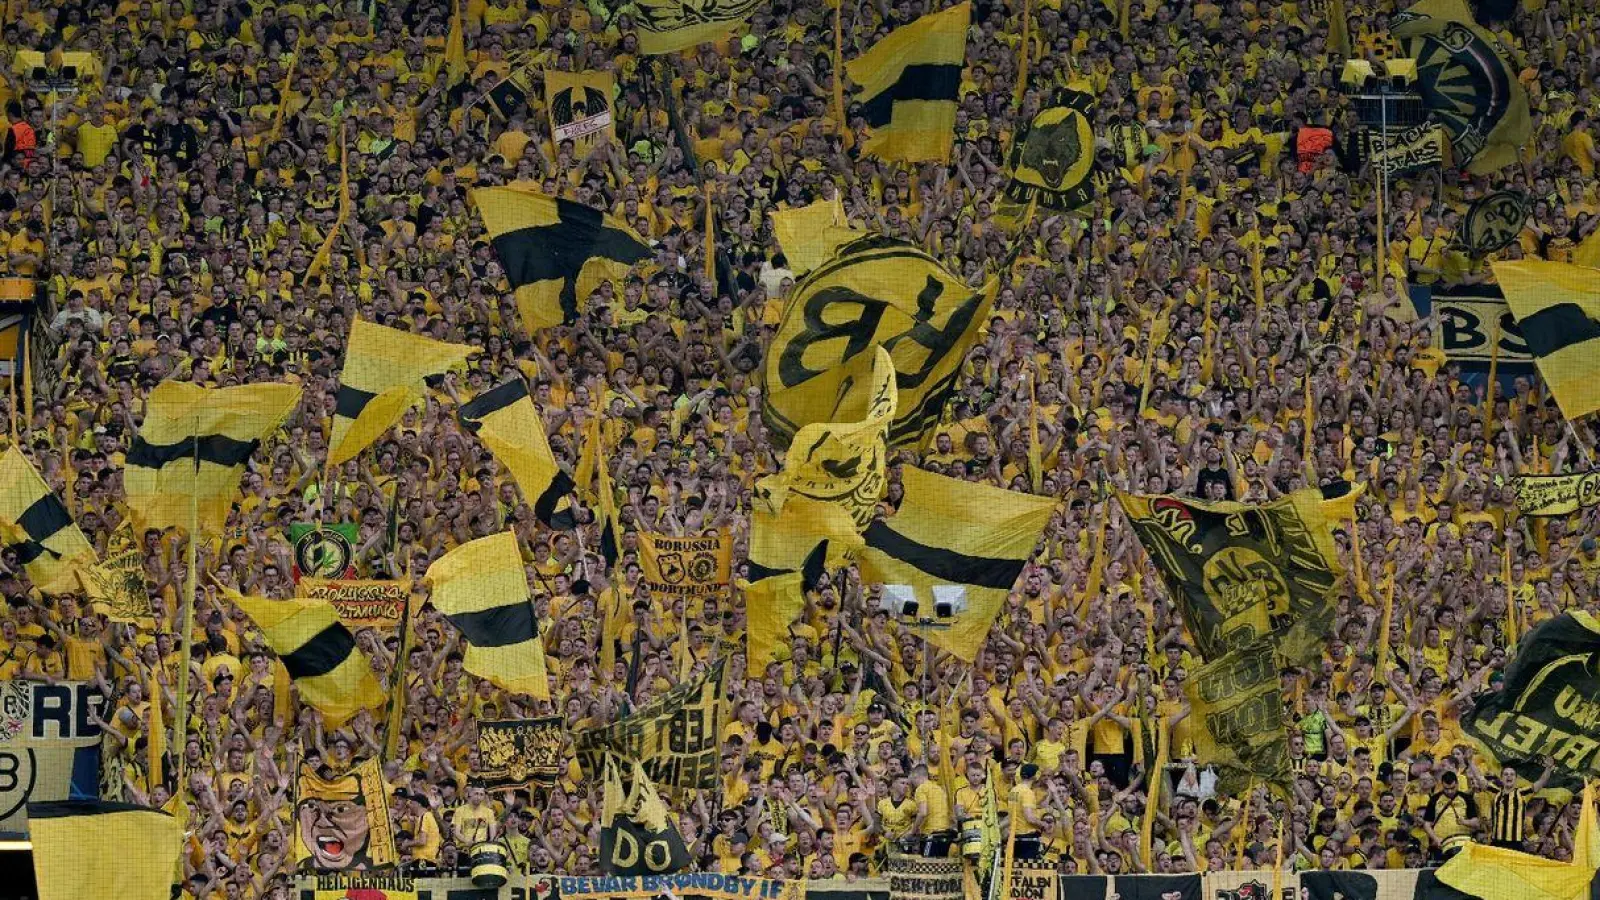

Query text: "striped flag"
[0, 445, 93, 593]
[845, 3, 969, 163]
[226, 589, 384, 728]
[458, 379, 577, 529]
[329, 318, 475, 467]
[425, 532, 549, 699]
[1493, 259, 1600, 421]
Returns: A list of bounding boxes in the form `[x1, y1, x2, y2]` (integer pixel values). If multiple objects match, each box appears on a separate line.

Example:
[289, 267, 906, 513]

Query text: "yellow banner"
[313, 874, 416, 900]
[292, 759, 396, 871]
[638, 531, 731, 599]
[76, 548, 152, 623]
[299, 579, 411, 628]
[545, 69, 615, 150]
[1514, 471, 1600, 517]
[575, 660, 725, 790]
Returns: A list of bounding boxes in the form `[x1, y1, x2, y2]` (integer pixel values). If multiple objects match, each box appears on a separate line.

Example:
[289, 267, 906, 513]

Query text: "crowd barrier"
[298, 869, 1469, 900]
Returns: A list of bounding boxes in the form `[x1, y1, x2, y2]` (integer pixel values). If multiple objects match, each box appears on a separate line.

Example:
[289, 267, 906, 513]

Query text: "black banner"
[473, 718, 565, 790]
[575, 660, 725, 790]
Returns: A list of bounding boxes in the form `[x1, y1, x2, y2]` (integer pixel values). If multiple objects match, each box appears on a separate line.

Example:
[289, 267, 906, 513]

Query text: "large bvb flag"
[1391, 0, 1530, 175]
[1183, 641, 1293, 795]
[600, 755, 692, 875]
[1462, 611, 1600, 786]
[29, 801, 183, 900]
[425, 531, 550, 699]
[228, 589, 385, 727]
[125, 380, 301, 533]
[1492, 259, 1600, 421]
[846, 2, 970, 163]
[473, 186, 651, 331]
[762, 235, 994, 450]
[1118, 489, 1341, 667]
[329, 318, 476, 467]
[459, 379, 577, 529]
[0, 446, 93, 592]
[856, 466, 1055, 662]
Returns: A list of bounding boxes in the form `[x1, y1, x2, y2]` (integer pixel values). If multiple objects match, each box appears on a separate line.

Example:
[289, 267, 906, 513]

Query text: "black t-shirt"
[1195, 465, 1233, 500]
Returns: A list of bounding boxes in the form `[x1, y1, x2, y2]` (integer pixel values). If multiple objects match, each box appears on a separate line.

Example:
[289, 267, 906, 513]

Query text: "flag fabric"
[856, 466, 1056, 662]
[290, 759, 398, 871]
[598, 438, 622, 569]
[745, 541, 827, 673]
[0, 446, 93, 593]
[307, 128, 350, 279]
[444, 0, 466, 83]
[1461, 612, 1600, 787]
[1117, 489, 1342, 667]
[0, 681, 104, 835]
[762, 236, 995, 450]
[228, 589, 385, 728]
[1183, 640, 1293, 795]
[1492, 259, 1600, 421]
[1317, 479, 1365, 523]
[483, 66, 533, 119]
[1418, 282, 1535, 376]
[846, 2, 970, 163]
[459, 378, 577, 529]
[638, 530, 733, 600]
[574, 408, 601, 503]
[29, 801, 183, 900]
[1459, 189, 1530, 257]
[472, 186, 651, 331]
[424, 531, 549, 699]
[999, 87, 1096, 223]
[76, 547, 153, 622]
[599, 755, 692, 875]
[575, 658, 726, 790]
[769, 198, 862, 275]
[759, 345, 897, 530]
[472, 717, 566, 790]
[1514, 471, 1600, 516]
[1392, 0, 1531, 175]
[747, 494, 862, 580]
[546, 69, 615, 148]
[329, 318, 475, 467]
[298, 579, 410, 629]
[1437, 783, 1600, 900]
[629, 0, 758, 54]
[125, 381, 301, 534]
[1364, 122, 1446, 176]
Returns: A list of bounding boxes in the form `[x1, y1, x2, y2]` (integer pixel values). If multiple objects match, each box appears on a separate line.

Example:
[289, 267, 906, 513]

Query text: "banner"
[1118, 490, 1341, 666]
[1183, 641, 1292, 794]
[1001, 88, 1097, 216]
[313, 874, 418, 900]
[558, 874, 804, 900]
[631, 0, 758, 54]
[76, 548, 153, 623]
[1415, 283, 1534, 372]
[292, 759, 397, 871]
[1365, 122, 1445, 176]
[1004, 861, 1060, 900]
[762, 235, 995, 450]
[1462, 611, 1600, 786]
[884, 853, 962, 900]
[0, 681, 103, 835]
[300, 579, 410, 629]
[291, 523, 359, 580]
[575, 659, 725, 790]
[638, 531, 732, 599]
[545, 70, 614, 147]
[600, 756, 691, 875]
[473, 717, 565, 790]
[1515, 472, 1600, 517]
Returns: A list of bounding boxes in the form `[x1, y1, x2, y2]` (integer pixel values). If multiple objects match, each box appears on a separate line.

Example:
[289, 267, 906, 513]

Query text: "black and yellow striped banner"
[459, 379, 576, 529]
[329, 318, 475, 467]
[0, 445, 93, 593]
[424, 531, 550, 699]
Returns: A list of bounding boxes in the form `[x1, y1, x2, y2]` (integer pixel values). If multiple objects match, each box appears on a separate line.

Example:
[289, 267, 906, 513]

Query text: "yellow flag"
[769, 198, 860, 275]
[458, 379, 575, 528]
[574, 407, 601, 503]
[746, 541, 825, 673]
[425, 532, 549, 698]
[545, 69, 616, 152]
[748, 494, 862, 578]
[125, 381, 301, 534]
[845, 3, 970, 163]
[228, 589, 385, 728]
[307, 127, 350, 279]
[146, 670, 164, 792]
[0, 445, 94, 592]
[329, 318, 476, 466]
[445, 0, 467, 82]
[1438, 782, 1598, 900]
[31, 801, 184, 900]
[1492, 259, 1600, 421]
[855, 465, 1055, 661]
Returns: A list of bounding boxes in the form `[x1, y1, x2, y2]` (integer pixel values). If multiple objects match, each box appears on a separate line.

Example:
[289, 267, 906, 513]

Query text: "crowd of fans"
[0, 0, 1598, 894]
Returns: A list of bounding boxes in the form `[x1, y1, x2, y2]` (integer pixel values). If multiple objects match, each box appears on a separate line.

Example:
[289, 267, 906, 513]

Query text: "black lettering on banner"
[0, 750, 19, 791]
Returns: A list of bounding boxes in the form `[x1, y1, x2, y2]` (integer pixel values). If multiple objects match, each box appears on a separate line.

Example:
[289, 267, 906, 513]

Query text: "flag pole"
[173, 416, 201, 792]
[384, 561, 417, 760]
[832, 0, 847, 131]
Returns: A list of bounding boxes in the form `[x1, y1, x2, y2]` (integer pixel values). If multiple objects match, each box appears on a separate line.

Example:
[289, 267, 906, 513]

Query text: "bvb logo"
[1461, 190, 1529, 257]
[294, 528, 353, 579]
[0, 682, 28, 742]
[1202, 546, 1289, 620]
[687, 552, 718, 584]
[657, 552, 686, 584]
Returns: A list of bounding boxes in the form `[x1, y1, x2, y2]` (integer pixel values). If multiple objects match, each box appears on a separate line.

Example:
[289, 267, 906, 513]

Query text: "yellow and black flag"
[29, 800, 184, 900]
[762, 236, 995, 450]
[125, 381, 302, 534]
[459, 379, 577, 529]
[845, 2, 970, 163]
[472, 186, 652, 332]
[630, 0, 759, 54]
[0, 446, 93, 593]
[1183, 640, 1293, 795]
[1492, 260, 1600, 421]
[599, 755, 692, 876]
[1513, 470, 1600, 517]
[425, 531, 550, 699]
[855, 466, 1055, 662]
[745, 536, 829, 674]
[1117, 489, 1342, 667]
[1392, 0, 1530, 175]
[769, 198, 861, 276]
[329, 318, 475, 467]
[228, 588, 385, 728]
[998, 87, 1096, 223]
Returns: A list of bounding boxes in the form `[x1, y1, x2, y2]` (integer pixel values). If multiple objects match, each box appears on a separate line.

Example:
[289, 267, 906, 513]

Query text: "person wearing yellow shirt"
[1010, 763, 1048, 859]
[868, 776, 919, 850]
[909, 764, 954, 856]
